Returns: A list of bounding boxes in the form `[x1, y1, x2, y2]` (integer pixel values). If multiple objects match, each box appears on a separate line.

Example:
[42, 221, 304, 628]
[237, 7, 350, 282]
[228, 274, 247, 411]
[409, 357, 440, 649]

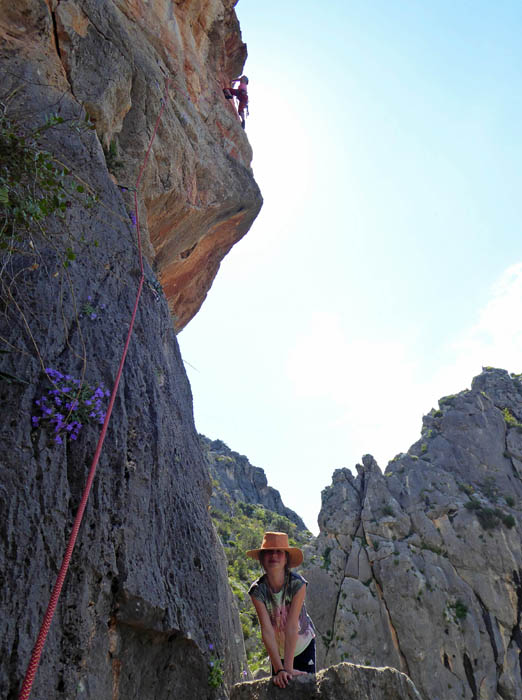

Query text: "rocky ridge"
[202, 435, 307, 530]
[303, 368, 522, 700]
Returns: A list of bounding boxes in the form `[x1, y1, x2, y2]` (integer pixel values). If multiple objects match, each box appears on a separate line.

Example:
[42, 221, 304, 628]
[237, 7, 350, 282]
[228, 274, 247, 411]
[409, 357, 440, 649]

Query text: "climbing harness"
[18, 78, 171, 700]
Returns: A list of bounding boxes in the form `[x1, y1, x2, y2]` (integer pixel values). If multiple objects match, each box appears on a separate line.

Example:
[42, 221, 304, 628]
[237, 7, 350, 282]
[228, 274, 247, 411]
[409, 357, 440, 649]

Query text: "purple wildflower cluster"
[32, 367, 110, 445]
[82, 295, 106, 321]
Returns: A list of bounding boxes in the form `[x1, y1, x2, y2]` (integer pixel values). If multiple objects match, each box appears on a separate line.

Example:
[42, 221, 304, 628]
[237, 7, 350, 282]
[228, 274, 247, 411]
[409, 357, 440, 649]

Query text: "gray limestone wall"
[304, 368, 522, 700]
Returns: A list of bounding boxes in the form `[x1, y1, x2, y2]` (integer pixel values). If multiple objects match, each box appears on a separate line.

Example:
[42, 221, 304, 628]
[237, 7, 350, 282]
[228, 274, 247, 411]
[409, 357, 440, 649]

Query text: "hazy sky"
[179, 0, 522, 533]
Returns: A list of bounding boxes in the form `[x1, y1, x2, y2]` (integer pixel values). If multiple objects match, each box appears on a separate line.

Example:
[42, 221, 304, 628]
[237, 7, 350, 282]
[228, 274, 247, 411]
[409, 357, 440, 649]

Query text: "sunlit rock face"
[6, 0, 262, 331]
[304, 368, 522, 700]
[0, 1, 258, 698]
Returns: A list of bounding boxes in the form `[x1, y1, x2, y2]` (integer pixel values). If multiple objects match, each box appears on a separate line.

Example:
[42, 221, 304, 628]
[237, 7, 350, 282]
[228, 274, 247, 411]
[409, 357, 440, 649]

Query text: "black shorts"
[272, 638, 316, 675]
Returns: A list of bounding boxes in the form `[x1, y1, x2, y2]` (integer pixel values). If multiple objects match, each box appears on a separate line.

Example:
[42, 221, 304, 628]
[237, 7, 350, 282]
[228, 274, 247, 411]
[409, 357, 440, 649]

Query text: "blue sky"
[179, 1, 522, 533]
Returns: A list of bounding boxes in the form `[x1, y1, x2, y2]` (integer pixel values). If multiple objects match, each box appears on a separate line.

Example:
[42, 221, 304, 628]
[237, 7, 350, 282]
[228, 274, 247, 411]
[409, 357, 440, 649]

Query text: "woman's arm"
[283, 584, 307, 675]
[251, 596, 292, 688]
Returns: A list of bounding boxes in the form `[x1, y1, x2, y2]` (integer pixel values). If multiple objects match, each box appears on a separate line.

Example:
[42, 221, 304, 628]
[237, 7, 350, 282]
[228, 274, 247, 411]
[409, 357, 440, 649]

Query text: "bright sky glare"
[179, 0, 522, 533]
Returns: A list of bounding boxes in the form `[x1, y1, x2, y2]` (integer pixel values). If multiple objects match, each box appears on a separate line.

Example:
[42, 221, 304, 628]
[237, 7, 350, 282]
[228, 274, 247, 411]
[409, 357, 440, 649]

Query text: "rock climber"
[223, 75, 249, 129]
[246, 532, 316, 688]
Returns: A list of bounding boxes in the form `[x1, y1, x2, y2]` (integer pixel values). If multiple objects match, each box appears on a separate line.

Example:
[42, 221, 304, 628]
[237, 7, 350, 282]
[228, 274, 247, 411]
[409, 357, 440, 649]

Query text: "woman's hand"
[272, 670, 292, 688]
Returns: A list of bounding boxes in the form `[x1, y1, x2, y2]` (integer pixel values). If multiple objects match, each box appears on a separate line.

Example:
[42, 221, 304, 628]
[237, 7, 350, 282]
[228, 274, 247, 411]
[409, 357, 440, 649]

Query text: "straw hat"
[246, 532, 303, 568]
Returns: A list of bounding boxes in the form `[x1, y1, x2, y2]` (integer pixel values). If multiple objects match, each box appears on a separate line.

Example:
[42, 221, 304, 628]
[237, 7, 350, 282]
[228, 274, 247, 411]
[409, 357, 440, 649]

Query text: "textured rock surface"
[0, 0, 258, 698]
[202, 436, 307, 530]
[230, 662, 422, 700]
[304, 368, 522, 700]
[4, 0, 262, 331]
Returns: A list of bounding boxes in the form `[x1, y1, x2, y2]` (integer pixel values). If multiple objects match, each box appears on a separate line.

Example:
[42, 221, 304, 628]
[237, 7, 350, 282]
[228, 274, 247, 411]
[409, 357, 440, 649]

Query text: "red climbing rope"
[18, 78, 171, 700]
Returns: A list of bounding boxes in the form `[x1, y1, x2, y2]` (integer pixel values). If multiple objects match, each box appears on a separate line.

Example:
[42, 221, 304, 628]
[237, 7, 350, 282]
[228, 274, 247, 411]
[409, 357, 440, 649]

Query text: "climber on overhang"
[223, 75, 249, 129]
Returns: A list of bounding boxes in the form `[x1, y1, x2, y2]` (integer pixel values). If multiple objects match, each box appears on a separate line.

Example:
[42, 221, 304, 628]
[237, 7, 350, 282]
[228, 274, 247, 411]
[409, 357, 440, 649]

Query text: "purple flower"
[131, 212, 137, 226]
[100, 303, 106, 310]
[46, 368, 63, 380]
[208, 643, 214, 651]
[87, 295, 92, 301]
[90, 313, 97, 320]
[35, 368, 108, 446]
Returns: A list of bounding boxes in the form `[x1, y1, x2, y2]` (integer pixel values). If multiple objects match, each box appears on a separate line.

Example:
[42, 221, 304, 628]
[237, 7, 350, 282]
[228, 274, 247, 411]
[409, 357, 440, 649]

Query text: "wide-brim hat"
[246, 531, 303, 568]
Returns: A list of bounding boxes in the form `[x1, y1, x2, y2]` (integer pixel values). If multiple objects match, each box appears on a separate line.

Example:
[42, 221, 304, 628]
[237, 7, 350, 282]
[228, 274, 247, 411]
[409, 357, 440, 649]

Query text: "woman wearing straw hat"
[247, 532, 316, 688]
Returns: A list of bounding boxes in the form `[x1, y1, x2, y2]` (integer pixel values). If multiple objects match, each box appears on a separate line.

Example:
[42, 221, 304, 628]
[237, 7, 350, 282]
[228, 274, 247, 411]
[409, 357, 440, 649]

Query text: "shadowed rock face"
[2, 0, 262, 332]
[230, 662, 422, 700]
[0, 1, 258, 698]
[304, 368, 522, 700]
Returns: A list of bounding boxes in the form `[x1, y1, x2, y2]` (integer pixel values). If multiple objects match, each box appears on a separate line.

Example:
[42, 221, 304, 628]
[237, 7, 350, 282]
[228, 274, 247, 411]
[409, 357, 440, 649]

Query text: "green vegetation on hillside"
[210, 501, 312, 673]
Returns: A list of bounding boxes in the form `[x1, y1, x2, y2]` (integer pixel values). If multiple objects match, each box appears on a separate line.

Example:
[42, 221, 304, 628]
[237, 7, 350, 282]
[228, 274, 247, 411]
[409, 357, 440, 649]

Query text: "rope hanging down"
[18, 78, 171, 700]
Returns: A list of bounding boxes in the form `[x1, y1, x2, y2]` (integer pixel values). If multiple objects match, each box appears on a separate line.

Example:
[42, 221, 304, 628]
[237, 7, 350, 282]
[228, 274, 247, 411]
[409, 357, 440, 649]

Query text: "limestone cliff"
[1, 0, 262, 331]
[304, 368, 522, 700]
[0, 1, 260, 698]
[201, 435, 308, 530]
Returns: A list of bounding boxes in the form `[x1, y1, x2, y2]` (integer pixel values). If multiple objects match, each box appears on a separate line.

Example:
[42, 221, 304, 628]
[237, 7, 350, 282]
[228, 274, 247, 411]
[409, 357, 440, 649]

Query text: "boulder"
[230, 662, 422, 700]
